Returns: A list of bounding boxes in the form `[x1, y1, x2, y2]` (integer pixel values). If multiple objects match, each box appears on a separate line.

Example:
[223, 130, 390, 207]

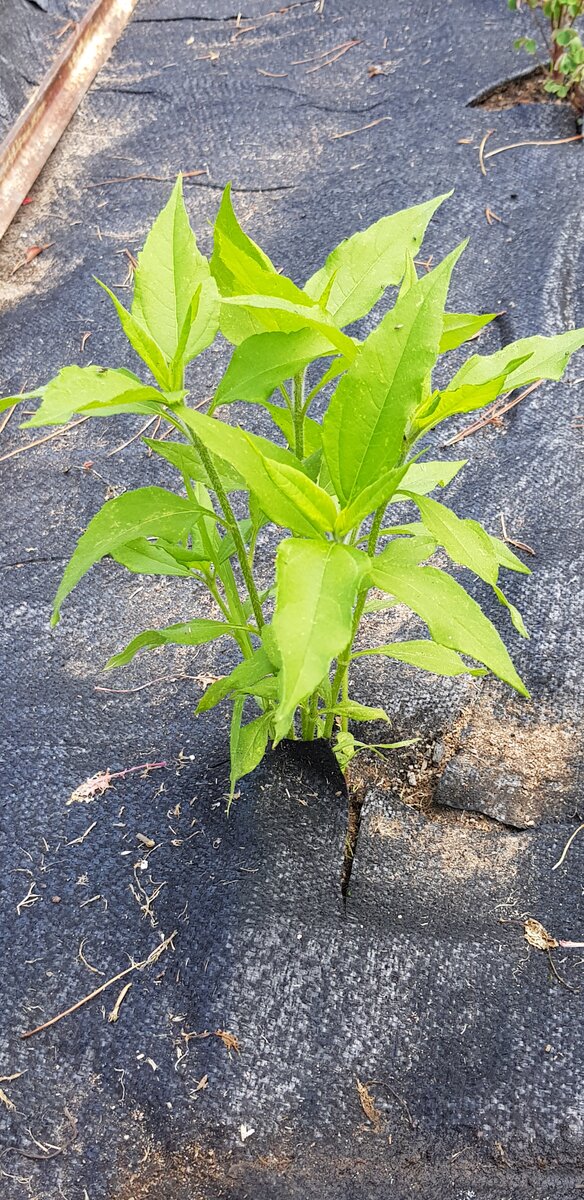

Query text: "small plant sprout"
[4, 179, 584, 799]
[509, 0, 584, 112]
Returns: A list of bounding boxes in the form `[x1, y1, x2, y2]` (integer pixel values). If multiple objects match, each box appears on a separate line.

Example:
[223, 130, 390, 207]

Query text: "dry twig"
[331, 115, 391, 140]
[443, 380, 542, 447]
[0, 416, 90, 463]
[21, 930, 177, 1039]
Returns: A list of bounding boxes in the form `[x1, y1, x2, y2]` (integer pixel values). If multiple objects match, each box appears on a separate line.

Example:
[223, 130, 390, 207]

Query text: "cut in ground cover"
[3, 177, 584, 801]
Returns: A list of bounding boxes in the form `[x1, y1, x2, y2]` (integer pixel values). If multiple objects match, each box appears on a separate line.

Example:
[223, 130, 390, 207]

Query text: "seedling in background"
[4, 179, 584, 801]
[509, 0, 584, 112]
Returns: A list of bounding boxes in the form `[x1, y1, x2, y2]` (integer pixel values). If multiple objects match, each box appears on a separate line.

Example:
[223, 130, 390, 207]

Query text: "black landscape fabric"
[0, 1, 583, 1197]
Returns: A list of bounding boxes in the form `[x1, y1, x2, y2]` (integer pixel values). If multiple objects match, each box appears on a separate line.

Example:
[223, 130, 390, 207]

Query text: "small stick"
[484, 133, 583, 163]
[478, 128, 494, 176]
[107, 981, 132, 1023]
[0, 416, 89, 463]
[293, 39, 356, 64]
[331, 116, 391, 141]
[552, 822, 584, 871]
[305, 39, 361, 74]
[20, 930, 177, 1039]
[443, 380, 542, 447]
[0, 404, 16, 435]
[105, 415, 159, 457]
[95, 673, 200, 695]
[499, 513, 535, 556]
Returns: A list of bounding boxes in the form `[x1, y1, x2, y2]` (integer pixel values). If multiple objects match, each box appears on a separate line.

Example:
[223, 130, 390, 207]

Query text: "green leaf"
[221, 294, 356, 358]
[196, 647, 275, 713]
[406, 493, 499, 585]
[212, 330, 337, 408]
[210, 182, 276, 297]
[394, 458, 466, 497]
[450, 329, 584, 393]
[334, 463, 411, 538]
[106, 619, 241, 668]
[440, 311, 498, 353]
[304, 191, 451, 328]
[178, 407, 337, 537]
[413, 373, 509, 435]
[23, 366, 169, 428]
[143, 436, 244, 492]
[353, 639, 488, 677]
[131, 176, 219, 367]
[52, 486, 209, 624]
[493, 585, 529, 638]
[258, 401, 322, 456]
[491, 536, 531, 576]
[369, 561, 528, 695]
[272, 539, 366, 740]
[96, 280, 172, 388]
[229, 706, 272, 797]
[322, 244, 465, 504]
[324, 700, 390, 723]
[111, 536, 208, 576]
[373, 535, 437, 571]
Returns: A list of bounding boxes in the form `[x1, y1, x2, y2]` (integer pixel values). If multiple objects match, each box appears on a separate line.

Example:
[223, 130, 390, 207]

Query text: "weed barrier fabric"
[0, 0, 583, 1196]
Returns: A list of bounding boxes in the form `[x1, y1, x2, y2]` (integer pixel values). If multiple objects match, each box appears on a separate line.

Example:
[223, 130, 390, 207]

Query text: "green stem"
[292, 370, 305, 460]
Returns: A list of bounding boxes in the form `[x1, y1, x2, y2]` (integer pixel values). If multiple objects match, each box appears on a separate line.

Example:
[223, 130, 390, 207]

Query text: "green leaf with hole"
[304, 191, 451, 328]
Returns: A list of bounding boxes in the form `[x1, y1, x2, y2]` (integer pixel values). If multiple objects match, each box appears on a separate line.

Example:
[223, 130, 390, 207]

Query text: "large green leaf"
[369, 561, 528, 695]
[304, 192, 451, 328]
[440, 311, 497, 354]
[106, 619, 241, 668]
[23, 366, 170, 428]
[52, 486, 208, 624]
[212, 329, 337, 408]
[353, 639, 487, 677]
[178, 407, 337, 537]
[373, 535, 437, 571]
[131, 176, 219, 368]
[97, 281, 172, 389]
[271, 539, 366, 739]
[322, 244, 465, 505]
[450, 328, 584, 393]
[196, 647, 275, 714]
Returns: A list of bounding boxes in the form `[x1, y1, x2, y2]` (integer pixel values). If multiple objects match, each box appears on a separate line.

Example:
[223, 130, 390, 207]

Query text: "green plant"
[509, 0, 584, 111]
[4, 179, 584, 798]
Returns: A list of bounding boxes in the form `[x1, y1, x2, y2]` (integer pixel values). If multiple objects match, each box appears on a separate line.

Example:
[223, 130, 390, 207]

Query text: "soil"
[470, 65, 560, 111]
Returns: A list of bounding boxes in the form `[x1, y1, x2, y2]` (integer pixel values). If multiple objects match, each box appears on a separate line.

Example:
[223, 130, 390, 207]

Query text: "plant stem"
[292, 370, 305, 460]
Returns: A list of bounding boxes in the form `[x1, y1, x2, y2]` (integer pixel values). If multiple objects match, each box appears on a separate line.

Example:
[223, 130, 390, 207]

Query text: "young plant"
[509, 0, 584, 112]
[4, 179, 583, 799]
